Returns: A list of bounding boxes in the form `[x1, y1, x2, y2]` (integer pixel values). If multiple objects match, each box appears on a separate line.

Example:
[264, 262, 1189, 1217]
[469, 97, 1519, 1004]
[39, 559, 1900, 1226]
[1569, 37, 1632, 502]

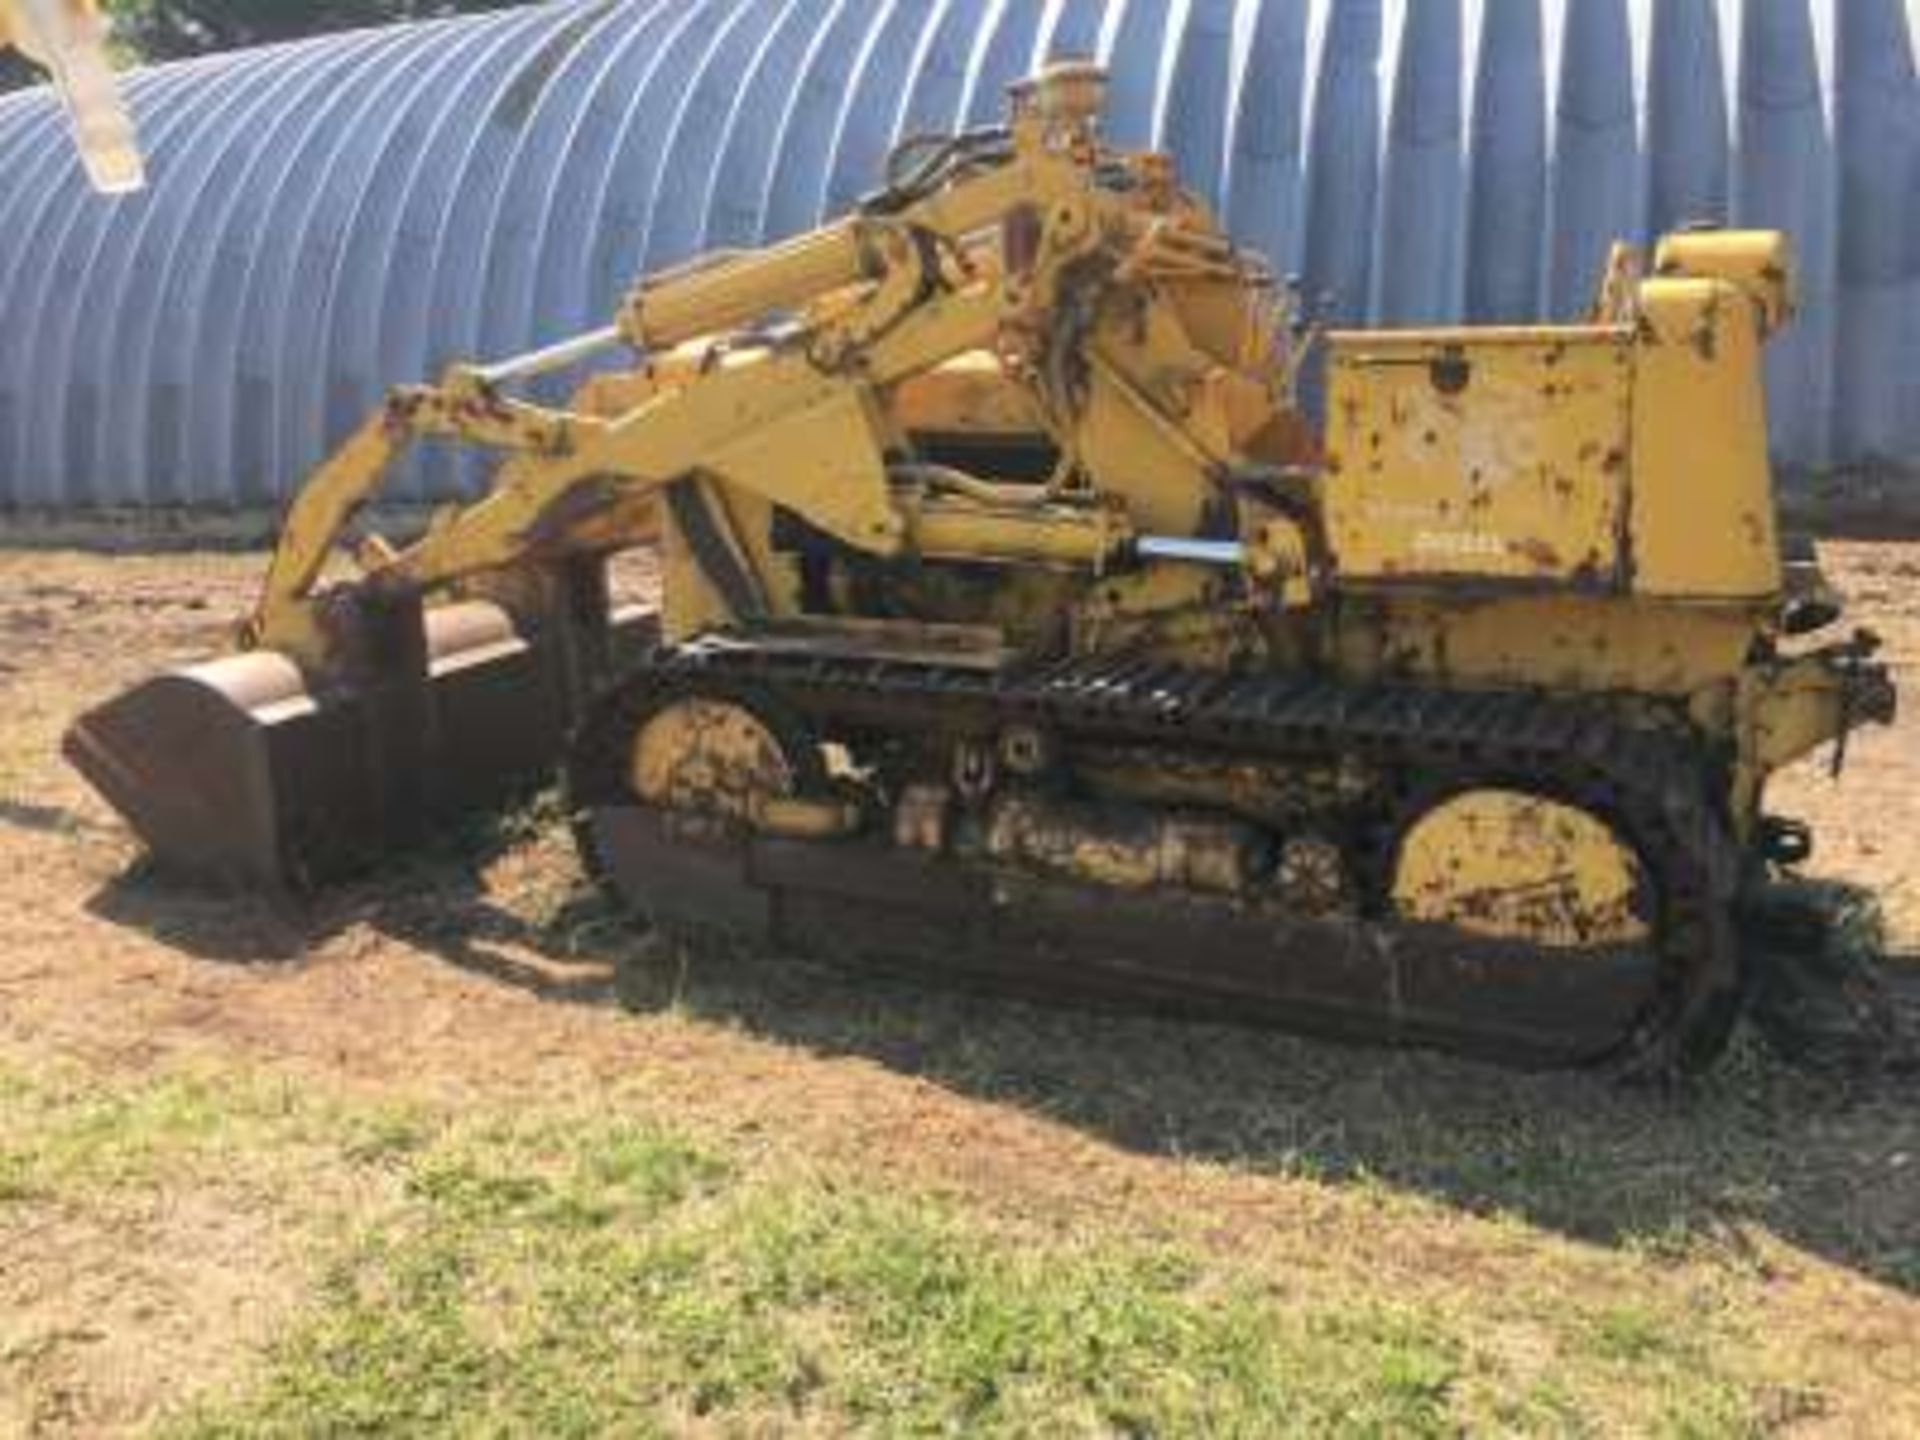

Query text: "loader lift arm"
[245, 70, 1169, 670]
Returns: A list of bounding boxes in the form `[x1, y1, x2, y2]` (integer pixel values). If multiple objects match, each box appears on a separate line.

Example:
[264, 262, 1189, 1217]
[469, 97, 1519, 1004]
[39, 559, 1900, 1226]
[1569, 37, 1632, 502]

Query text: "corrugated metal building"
[0, 0, 1914, 510]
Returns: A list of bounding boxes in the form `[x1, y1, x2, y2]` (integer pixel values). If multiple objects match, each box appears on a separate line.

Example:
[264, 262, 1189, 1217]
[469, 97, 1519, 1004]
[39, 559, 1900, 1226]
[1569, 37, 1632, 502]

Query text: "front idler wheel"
[1385, 782, 1738, 1075]
[566, 676, 829, 962]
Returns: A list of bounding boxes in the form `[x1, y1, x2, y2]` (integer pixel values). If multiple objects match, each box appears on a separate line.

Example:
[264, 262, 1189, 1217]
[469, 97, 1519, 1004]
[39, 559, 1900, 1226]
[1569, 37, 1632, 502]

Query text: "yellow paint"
[985, 793, 1259, 896]
[890, 353, 1045, 437]
[1324, 329, 1632, 586]
[1324, 232, 1790, 603]
[629, 698, 798, 824]
[1627, 274, 1781, 598]
[1652, 230, 1795, 336]
[903, 492, 1127, 568]
[1340, 592, 1764, 697]
[1393, 790, 1651, 948]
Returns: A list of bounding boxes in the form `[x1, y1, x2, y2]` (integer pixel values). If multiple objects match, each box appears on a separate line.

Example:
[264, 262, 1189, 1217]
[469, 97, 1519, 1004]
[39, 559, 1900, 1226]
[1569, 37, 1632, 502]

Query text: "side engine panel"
[1320, 329, 1633, 590]
[1318, 232, 1794, 608]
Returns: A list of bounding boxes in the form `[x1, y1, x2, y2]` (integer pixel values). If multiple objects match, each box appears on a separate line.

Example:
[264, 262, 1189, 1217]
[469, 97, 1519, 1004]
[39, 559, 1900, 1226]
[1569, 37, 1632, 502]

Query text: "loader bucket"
[66, 599, 655, 892]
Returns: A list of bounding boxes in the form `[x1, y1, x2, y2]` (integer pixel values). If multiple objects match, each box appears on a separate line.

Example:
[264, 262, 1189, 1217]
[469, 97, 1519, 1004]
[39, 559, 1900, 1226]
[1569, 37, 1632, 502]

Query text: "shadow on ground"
[89, 825, 1920, 1297]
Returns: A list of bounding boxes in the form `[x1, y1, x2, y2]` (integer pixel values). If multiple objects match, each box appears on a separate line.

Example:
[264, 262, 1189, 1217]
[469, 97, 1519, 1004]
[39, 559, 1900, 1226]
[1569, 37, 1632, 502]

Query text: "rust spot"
[520, 473, 625, 550]
[1570, 550, 1612, 590]
[1429, 349, 1471, 396]
[1691, 293, 1721, 360]
[1602, 448, 1626, 475]
[1508, 537, 1561, 571]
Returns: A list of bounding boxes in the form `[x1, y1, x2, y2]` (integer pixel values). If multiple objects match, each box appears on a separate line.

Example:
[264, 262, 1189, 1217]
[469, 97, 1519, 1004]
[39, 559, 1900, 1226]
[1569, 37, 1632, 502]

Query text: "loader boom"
[244, 76, 1219, 668]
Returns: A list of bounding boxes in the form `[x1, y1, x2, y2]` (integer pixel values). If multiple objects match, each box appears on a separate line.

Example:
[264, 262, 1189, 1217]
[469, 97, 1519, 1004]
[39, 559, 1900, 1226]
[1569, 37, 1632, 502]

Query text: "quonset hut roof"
[0, 0, 1915, 509]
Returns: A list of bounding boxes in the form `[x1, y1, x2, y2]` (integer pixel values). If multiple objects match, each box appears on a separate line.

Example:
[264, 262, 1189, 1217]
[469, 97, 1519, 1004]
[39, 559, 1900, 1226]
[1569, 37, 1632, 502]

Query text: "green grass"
[172, 1133, 1467, 1437]
[0, 1063, 300, 1204]
[0, 1055, 1861, 1437]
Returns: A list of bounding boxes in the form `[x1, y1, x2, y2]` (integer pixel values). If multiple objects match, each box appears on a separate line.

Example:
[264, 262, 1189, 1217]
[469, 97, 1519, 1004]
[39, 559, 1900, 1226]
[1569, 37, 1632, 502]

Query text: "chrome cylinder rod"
[465, 325, 626, 387]
[1136, 536, 1246, 566]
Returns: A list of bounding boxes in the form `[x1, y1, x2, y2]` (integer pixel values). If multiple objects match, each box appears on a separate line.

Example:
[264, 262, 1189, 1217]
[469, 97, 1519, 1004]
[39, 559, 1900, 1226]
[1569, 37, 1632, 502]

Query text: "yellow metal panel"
[1392, 790, 1650, 947]
[890, 353, 1044, 435]
[1652, 230, 1796, 336]
[700, 382, 902, 554]
[1345, 593, 1762, 698]
[1322, 330, 1632, 586]
[1070, 359, 1218, 536]
[1627, 278, 1781, 599]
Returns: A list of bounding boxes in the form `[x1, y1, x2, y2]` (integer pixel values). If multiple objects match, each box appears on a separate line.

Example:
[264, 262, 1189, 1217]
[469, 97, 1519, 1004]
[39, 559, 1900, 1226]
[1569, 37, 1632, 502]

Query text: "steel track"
[567, 640, 1748, 1074]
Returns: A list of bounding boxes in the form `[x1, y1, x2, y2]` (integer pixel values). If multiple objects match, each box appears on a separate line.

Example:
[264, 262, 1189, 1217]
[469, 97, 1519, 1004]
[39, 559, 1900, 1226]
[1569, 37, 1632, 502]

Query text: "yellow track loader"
[69, 64, 1897, 1074]
[1, 0, 142, 193]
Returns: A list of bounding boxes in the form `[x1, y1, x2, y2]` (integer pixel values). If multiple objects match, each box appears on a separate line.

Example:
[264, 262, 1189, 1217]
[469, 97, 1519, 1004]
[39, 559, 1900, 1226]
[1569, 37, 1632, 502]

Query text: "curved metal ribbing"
[0, 0, 1914, 507]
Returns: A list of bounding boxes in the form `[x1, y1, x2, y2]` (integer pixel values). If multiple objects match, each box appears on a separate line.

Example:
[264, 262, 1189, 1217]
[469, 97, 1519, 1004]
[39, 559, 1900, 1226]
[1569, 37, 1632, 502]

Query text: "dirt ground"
[1, 539, 1917, 1434]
